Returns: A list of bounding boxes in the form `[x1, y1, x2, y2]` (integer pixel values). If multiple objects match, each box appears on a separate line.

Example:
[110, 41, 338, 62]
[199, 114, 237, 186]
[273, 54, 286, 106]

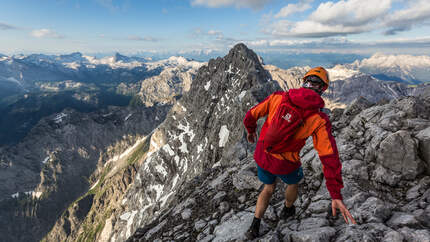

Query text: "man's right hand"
[332, 199, 357, 224]
[247, 132, 257, 143]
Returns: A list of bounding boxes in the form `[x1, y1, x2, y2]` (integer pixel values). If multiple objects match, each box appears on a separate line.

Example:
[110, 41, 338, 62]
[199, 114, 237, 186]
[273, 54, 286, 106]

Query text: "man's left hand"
[332, 199, 357, 224]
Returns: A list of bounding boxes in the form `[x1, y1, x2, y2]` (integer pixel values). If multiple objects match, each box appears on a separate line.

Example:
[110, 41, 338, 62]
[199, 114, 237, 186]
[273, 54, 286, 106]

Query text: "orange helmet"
[303, 66, 330, 87]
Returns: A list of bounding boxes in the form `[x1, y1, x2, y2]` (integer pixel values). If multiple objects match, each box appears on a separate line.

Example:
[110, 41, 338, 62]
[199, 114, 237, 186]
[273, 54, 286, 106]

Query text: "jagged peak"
[227, 43, 263, 66]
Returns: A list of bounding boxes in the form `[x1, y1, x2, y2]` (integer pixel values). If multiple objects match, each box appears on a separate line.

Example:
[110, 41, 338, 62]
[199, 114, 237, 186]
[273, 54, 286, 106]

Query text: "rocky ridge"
[129, 88, 430, 241]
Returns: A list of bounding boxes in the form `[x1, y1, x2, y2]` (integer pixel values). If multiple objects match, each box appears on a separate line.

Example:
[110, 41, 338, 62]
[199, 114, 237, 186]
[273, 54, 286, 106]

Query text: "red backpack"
[263, 92, 318, 153]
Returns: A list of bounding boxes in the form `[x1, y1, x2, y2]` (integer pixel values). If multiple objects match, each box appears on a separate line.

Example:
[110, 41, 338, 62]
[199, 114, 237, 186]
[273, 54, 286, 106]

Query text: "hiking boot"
[280, 204, 295, 220]
[245, 217, 260, 240]
[245, 226, 259, 240]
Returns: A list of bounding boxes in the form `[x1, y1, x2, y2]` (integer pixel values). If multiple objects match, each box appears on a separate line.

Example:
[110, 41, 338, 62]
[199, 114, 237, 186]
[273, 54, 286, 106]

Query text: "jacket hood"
[289, 88, 325, 109]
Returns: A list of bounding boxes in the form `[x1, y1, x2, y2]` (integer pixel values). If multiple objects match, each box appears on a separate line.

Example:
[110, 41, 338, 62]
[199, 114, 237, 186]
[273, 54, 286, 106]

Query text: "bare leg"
[255, 183, 276, 218]
[285, 184, 298, 207]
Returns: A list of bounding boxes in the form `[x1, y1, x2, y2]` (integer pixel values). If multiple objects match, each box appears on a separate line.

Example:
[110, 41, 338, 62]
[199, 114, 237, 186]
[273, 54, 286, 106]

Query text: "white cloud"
[207, 30, 224, 40]
[191, 0, 273, 10]
[383, 0, 430, 35]
[243, 36, 430, 55]
[0, 22, 17, 30]
[275, 1, 312, 18]
[310, 0, 392, 26]
[270, 20, 370, 37]
[191, 28, 225, 40]
[31, 29, 64, 39]
[268, 0, 393, 37]
[247, 39, 269, 46]
[246, 37, 352, 48]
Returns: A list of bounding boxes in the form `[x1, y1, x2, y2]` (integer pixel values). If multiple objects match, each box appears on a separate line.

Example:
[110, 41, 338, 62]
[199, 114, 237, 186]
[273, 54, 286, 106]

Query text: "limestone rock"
[376, 130, 424, 180]
[416, 127, 430, 173]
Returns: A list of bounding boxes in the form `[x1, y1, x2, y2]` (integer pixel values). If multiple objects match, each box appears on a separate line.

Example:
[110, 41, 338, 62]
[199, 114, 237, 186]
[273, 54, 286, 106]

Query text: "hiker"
[243, 67, 356, 239]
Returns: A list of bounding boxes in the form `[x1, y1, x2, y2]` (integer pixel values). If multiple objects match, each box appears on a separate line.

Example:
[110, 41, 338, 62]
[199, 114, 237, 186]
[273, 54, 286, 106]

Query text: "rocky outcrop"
[136, 64, 201, 107]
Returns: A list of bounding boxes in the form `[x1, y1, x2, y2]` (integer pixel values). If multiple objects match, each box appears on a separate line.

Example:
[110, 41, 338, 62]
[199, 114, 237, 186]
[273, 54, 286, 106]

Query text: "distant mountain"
[264, 64, 426, 109]
[349, 53, 430, 84]
[0, 52, 201, 93]
[0, 54, 203, 146]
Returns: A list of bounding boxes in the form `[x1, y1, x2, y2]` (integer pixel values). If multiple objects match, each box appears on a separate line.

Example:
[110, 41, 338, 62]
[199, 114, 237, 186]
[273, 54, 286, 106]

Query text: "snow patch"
[219, 125, 230, 147]
[124, 210, 138, 238]
[172, 174, 180, 188]
[174, 156, 180, 166]
[150, 184, 164, 201]
[84, 55, 143, 69]
[204, 81, 211, 91]
[171, 120, 195, 154]
[155, 164, 167, 177]
[162, 144, 175, 156]
[120, 212, 132, 221]
[53, 113, 67, 124]
[42, 156, 50, 164]
[64, 62, 81, 70]
[24, 191, 42, 199]
[104, 136, 146, 167]
[238, 91, 246, 101]
[212, 161, 221, 168]
[89, 179, 99, 190]
[124, 113, 132, 121]
[327, 65, 359, 81]
[226, 64, 234, 74]
[197, 144, 204, 154]
[160, 191, 175, 207]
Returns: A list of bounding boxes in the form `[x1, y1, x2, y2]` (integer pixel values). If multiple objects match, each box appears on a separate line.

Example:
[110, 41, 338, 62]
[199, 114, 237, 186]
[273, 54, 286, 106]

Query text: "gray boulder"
[416, 127, 430, 173]
[376, 130, 424, 180]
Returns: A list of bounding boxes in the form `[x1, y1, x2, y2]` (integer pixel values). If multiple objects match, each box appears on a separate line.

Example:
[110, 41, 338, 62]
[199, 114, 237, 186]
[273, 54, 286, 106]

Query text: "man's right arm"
[243, 94, 273, 134]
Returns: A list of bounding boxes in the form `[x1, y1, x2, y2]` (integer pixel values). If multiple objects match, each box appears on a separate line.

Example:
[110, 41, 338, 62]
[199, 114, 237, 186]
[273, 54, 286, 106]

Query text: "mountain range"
[0, 44, 429, 241]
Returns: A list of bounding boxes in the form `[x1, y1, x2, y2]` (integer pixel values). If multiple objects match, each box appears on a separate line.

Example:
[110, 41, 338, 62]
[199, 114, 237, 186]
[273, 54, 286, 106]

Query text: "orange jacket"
[243, 88, 344, 200]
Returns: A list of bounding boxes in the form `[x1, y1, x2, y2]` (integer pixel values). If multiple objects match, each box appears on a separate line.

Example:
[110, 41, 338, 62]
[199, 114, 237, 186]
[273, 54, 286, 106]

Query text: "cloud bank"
[267, 0, 430, 38]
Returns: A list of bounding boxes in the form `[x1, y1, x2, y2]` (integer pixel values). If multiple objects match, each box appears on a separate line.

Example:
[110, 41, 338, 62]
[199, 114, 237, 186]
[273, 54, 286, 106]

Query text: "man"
[243, 67, 356, 239]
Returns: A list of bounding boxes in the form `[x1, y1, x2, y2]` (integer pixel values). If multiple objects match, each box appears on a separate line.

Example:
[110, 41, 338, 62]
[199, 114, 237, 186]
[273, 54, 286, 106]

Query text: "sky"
[1, 0, 430, 56]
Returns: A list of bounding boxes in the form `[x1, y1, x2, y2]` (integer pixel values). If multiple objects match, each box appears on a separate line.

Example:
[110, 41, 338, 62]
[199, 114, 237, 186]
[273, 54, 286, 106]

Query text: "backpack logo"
[282, 113, 292, 122]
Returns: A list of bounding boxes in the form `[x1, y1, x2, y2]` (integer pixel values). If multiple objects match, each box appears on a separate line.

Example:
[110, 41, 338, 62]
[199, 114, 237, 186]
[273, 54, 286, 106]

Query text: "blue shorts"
[257, 165, 303, 185]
